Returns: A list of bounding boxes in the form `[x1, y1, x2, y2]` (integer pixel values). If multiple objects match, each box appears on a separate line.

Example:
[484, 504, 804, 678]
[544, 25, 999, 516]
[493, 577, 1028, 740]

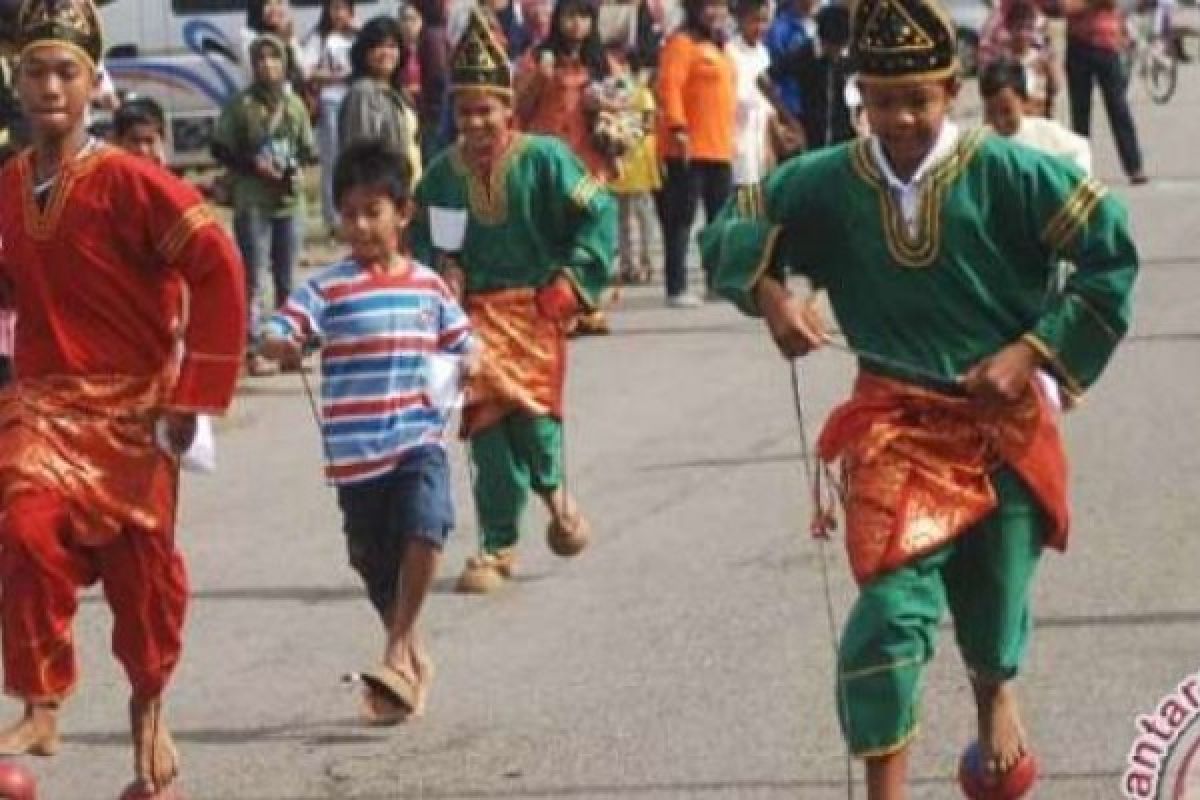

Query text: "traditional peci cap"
[450, 5, 512, 97]
[15, 0, 103, 69]
[851, 0, 958, 84]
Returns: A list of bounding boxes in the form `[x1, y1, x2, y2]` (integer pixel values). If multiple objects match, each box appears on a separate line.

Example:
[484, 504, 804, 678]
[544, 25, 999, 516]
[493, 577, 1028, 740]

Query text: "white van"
[99, 0, 397, 167]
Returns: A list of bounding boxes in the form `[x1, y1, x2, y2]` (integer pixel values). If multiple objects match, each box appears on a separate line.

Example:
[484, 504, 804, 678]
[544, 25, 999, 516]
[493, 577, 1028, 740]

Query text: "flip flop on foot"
[357, 665, 417, 725]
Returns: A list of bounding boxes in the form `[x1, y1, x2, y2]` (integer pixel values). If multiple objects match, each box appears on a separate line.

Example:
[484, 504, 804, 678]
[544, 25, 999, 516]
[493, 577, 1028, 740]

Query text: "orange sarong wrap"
[0, 376, 186, 702]
[816, 372, 1069, 586]
[0, 375, 177, 543]
[462, 289, 567, 437]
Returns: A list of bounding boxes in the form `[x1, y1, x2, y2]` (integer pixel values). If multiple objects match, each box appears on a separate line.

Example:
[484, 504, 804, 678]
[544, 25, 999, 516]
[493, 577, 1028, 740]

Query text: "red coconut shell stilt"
[0, 761, 37, 800]
[958, 740, 1038, 800]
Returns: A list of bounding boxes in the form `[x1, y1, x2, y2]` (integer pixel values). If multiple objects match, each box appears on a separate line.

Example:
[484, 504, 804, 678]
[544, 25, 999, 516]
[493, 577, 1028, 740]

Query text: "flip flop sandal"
[958, 740, 1038, 799]
[359, 665, 417, 717]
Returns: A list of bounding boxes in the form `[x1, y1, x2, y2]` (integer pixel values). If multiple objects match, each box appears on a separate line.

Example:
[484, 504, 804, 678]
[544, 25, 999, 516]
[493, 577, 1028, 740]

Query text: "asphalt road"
[15, 64, 1200, 800]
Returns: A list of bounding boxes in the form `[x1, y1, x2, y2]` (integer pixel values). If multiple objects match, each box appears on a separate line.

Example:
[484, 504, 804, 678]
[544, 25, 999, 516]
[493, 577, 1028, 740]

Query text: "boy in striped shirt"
[261, 141, 473, 723]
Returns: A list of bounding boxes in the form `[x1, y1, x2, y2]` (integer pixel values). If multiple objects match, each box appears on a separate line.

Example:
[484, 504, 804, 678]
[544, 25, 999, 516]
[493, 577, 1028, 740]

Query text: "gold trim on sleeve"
[1040, 178, 1107, 253]
[1021, 332, 1084, 399]
[158, 204, 216, 264]
[744, 225, 784, 311]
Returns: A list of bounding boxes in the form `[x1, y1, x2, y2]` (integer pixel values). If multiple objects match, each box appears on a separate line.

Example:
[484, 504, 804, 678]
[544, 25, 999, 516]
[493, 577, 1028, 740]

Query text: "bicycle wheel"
[1144, 46, 1178, 103]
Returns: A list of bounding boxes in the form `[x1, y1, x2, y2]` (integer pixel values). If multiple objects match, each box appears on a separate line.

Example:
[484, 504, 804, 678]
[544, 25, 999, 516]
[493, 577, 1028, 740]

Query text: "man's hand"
[461, 345, 483, 380]
[444, 264, 467, 301]
[756, 278, 829, 359]
[671, 129, 691, 162]
[161, 411, 197, 456]
[259, 336, 303, 364]
[961, 339, 1045, 405]
[535, 274, 581, 322]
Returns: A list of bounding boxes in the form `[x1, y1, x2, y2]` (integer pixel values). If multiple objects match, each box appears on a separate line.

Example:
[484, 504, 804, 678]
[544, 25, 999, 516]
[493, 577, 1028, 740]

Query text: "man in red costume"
[0, 1, 246, 796]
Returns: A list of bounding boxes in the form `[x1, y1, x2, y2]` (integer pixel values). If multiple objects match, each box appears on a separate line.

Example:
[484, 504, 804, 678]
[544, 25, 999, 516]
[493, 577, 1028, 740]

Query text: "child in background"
[979, 0, 1059, 116]
[727, 0, 773, 186]
[609, 70, 661, 285]
[113, 96, 169, 167]
[981, 58, 1090, 173]
[261, 141, 473, 722]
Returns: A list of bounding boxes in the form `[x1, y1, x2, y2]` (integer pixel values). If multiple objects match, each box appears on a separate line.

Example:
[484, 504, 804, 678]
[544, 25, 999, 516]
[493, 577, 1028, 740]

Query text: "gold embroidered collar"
[449, 134, 527, 226]
[19, 142, 112, 241]
[850, 128, 985, 268]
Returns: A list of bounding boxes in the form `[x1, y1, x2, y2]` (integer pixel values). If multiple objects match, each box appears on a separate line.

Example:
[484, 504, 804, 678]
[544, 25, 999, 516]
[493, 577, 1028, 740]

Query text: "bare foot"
[409, 646, 435, 719]
[972, 677, 1029, 780]
[540, 488, 579, 529]
[0, 703, 60, 756]
[130, 697, 180, 792]
[866, 746, 910, 800]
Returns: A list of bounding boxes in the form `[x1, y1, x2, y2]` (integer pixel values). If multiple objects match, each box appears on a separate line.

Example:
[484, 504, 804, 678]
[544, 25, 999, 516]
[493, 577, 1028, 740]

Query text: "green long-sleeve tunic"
[700, 129, 1138, 399]
[410, 133, 616, 309]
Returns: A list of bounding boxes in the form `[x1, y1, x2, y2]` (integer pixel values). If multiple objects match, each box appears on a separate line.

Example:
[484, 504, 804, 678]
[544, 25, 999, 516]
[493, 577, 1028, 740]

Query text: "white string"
[789, 360, 855, 800]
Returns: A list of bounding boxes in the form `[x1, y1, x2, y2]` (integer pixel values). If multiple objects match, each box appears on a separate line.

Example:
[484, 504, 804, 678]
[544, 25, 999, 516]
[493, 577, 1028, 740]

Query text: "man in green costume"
[700, 0, 1138, 795]
[410, 6, 616, 594]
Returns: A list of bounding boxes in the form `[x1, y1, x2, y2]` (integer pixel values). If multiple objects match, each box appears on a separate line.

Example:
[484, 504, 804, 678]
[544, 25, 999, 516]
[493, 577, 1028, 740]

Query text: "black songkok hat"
[450, 6, 513, 97]
[851, 0, 958, 84]
[16, 0, 103, 68]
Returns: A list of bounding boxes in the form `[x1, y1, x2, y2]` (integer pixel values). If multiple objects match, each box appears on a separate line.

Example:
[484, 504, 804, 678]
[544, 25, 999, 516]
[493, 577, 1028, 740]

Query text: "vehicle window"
[172, 0, 245, 13]
[172, 0, 380, 14]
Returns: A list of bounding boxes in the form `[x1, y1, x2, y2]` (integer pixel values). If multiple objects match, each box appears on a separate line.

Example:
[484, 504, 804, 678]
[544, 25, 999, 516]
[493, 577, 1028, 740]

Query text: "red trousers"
[0, 491, 188, 702]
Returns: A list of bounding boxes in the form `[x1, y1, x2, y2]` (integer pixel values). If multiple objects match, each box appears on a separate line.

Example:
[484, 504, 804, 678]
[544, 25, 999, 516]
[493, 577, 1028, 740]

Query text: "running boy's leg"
[944, 467, 1044, 779]
[0, 492, 83, 756]
[97, 528, 188, 792]
[470, 418, 531, 555]
[381, 447, 454, 715]
[837, 549, 952, 800]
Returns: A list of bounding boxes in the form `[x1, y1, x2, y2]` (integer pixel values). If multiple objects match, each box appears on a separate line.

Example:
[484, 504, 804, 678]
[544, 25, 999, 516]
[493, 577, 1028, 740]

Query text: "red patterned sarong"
[462, 289, 567, 437]
[817, 372, 1069, 585]
[0, 376, 186, 701]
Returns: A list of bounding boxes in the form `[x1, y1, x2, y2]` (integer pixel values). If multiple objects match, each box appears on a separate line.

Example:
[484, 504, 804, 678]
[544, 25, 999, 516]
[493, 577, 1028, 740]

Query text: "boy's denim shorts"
[335, 445, 454, 616]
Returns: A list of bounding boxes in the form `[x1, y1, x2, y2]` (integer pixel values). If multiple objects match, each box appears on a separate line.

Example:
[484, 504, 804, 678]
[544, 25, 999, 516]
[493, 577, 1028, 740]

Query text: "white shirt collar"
[869, 121, 961, 193]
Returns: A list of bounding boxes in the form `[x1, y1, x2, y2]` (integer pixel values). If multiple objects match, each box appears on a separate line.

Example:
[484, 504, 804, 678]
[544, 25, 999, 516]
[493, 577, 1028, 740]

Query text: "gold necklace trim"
[450, 134, 527, 226]
[850, 129, 985, 268]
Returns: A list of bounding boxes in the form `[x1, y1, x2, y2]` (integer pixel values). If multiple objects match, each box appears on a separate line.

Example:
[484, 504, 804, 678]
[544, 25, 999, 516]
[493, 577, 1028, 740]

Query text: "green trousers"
[470, 413, 563, 553]
[836, 467, 1045, 757]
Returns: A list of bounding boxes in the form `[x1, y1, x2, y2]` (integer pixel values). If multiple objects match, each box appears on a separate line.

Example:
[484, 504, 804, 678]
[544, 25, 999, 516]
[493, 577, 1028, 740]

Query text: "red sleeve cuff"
[166, 352, 241, 414]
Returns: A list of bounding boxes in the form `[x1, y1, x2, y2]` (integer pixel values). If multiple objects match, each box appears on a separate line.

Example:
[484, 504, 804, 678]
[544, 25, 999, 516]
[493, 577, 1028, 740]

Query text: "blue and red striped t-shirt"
[267, 258, 472, 485]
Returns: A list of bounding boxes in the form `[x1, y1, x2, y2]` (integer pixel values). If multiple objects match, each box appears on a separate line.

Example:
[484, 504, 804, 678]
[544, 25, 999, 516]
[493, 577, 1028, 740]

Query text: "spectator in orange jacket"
[656, 0, 735, 308]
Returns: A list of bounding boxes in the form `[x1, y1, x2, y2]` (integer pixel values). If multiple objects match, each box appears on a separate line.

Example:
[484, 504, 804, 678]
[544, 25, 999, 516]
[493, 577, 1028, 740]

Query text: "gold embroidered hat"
[851, 0, 958, 84]
[16, 0, 103, 69]
[450, 5, 512, 97]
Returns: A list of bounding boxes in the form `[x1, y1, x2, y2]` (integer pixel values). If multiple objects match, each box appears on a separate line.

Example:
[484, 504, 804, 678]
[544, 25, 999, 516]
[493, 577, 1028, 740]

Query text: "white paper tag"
[426, 354, 465, 415]
[156, 414, 217, 473]
[429, 207, 468, 253]
[1036, 370, 1062, 414]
